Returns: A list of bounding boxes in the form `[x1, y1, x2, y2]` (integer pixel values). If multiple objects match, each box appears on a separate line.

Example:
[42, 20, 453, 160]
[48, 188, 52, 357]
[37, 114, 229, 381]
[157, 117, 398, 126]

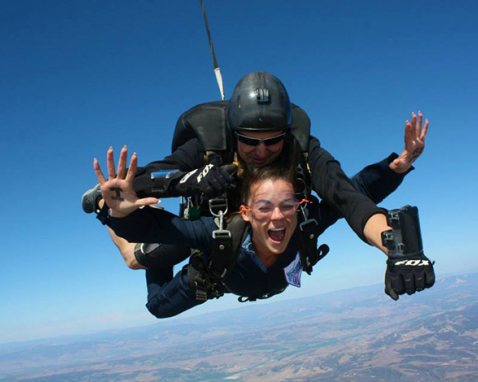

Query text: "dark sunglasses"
[235, 131, 287, 147]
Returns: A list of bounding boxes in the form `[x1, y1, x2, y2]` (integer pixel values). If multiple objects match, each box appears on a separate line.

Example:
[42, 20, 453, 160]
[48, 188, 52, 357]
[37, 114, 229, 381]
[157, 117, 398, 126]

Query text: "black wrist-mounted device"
[381, 205, 424, 258]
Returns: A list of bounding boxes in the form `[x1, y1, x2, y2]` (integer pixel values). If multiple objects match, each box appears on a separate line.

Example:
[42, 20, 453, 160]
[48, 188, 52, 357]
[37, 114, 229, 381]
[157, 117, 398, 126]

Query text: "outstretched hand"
[390, 112, 429, 174]
[93, 146, 159, 218]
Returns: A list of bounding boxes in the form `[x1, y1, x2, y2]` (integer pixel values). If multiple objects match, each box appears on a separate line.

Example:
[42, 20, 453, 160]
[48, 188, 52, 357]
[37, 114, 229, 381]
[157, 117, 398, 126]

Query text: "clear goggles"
[240, 197, 308, 220]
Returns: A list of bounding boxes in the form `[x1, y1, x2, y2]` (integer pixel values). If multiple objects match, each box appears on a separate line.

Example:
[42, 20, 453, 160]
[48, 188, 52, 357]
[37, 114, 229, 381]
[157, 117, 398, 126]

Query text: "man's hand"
[390, 112, 429, 174]
[174, 164, 237, 197]
[385, 255, 435, 300]
[93, 146, 159, 218]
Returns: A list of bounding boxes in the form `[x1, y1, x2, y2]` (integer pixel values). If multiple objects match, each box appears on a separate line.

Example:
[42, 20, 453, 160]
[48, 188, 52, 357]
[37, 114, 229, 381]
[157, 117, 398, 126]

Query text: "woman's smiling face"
[241, 178, 298, 262]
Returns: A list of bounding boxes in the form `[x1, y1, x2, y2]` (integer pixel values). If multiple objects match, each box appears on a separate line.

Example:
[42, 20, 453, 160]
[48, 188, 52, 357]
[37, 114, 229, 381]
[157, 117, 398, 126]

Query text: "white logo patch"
[284, 254, 303, 288]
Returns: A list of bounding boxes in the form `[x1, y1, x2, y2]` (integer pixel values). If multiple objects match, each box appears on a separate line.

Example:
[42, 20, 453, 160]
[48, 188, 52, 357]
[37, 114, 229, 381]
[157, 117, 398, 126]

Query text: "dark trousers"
[145, 267, 205, 318]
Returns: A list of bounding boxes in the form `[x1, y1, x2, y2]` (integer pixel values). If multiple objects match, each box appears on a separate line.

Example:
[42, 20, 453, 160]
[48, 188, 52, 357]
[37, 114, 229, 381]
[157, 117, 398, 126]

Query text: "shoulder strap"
[289, 103, 313, 204]
[290, 104, 311, 154]
[229, 213, 249, 261]
[208, 213, 248, 279]
[171, 101, 231, 153]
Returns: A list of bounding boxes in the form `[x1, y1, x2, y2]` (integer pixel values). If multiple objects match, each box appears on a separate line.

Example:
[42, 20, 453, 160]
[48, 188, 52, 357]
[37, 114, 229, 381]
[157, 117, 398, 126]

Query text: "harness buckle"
[212, 229, 231, 240]
[210, 197, 232, 241]
[299, 218, 318, 235]
[209, 198, 228, 217]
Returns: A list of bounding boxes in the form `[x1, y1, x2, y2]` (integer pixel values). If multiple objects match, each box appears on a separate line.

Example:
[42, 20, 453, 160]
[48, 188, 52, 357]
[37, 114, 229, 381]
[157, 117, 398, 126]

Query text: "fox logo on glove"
[196, 164, 214, 184]
[395, 259, 430, 266]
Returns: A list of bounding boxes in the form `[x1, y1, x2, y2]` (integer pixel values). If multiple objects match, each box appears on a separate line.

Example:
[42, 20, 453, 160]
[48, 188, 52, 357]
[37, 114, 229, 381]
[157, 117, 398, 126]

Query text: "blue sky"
[1, 0, 477, 343]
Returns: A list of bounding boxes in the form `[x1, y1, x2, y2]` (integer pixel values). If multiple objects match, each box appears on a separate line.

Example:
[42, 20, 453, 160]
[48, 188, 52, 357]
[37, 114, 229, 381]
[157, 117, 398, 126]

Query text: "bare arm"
[363, 213, 391, 254]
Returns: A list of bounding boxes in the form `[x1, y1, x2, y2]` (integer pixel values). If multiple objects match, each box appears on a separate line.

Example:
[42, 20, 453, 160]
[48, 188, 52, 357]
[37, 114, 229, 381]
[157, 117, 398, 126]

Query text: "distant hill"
[1, 273, 477, 381]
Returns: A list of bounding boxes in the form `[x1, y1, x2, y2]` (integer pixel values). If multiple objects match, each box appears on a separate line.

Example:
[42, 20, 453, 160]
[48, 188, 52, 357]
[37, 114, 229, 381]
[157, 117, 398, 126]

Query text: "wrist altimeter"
[381, 205, 424, 259]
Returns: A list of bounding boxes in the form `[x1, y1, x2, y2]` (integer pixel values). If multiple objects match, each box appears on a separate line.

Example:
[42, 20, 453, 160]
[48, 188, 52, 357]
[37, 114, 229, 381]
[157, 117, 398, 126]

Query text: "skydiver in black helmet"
[84, 71, 430, 291]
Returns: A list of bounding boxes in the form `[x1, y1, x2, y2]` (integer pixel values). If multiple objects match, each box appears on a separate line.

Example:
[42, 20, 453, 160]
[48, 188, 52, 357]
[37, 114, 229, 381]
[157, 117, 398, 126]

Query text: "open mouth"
[268, 228, 286, 243]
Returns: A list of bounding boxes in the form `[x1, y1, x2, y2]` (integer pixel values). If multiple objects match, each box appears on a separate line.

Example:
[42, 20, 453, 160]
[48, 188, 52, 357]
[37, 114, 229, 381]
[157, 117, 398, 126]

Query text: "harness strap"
[187, 254, 226, 301]
[209, 230, 232, 278]
[298, 216, 319, 274]
[189, 214, 248, 301]
[297, 200, 330, 275]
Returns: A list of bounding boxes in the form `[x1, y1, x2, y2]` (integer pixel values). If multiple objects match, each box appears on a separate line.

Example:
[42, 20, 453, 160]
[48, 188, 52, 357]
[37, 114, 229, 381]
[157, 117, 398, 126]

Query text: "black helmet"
[228, 72, 292, 132]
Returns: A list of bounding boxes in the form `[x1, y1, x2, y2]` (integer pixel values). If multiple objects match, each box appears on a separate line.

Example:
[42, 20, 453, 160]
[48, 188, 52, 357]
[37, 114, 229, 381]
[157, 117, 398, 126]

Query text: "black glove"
[174, 164, 237, 198]
[385, 255, 435, 301]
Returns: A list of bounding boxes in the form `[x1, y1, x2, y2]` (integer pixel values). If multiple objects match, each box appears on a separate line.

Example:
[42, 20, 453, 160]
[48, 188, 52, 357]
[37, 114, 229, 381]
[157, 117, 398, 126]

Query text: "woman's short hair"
[240, 161, 297, 204]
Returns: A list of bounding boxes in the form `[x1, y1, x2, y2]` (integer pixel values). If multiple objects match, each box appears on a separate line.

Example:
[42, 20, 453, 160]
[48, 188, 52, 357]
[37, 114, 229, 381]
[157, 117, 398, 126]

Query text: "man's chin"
[252, 159, 268, 167]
